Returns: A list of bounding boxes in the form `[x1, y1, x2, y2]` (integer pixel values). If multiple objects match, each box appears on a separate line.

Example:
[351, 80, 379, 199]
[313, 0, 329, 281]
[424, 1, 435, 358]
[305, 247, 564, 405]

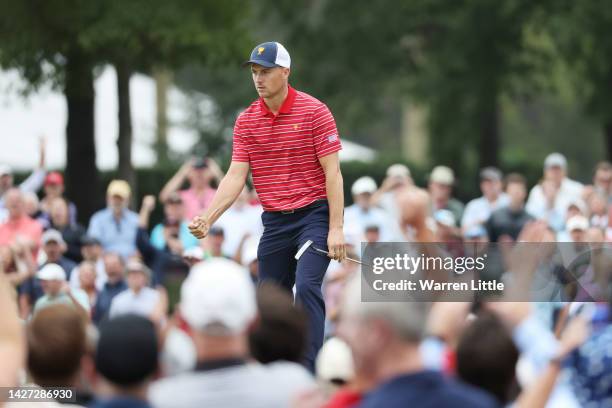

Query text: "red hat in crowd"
[44, 171, 64, 186]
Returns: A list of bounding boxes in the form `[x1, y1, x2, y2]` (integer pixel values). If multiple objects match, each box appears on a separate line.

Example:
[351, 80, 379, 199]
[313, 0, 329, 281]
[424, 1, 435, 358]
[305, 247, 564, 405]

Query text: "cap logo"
[257, 47, 265, 55]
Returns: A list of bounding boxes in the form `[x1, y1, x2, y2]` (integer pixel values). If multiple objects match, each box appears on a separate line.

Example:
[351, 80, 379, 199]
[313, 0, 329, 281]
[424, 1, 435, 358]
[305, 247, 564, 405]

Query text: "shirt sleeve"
[87, 213, 103, 241]
[312, 104, 342, 159]
[231, 114, 250, 163]
[19, 169, 46, 195]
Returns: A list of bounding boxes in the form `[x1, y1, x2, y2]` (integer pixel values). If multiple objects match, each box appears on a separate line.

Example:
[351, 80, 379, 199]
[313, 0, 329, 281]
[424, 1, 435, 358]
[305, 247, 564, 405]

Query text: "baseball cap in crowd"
[42, 229, 66, 246]
[37, 263, 67, 281]
[566, 215, 589, 232]
[191, 157, 208, 169]
[351, 176, 377, 195]
[96, 315, 158, 386]
[183, 246, 205, 262]
[430, 166, 455, 185]
[44, 171, 64, 186]
[0, 164, 13, 177]
[479, 167, 502, 182]
[434, 209, 456, 228]
[544, 153, 567, 169]
[243, 41, 291, 69]
[107, 180, 131, 199]
[316, 337, 354, 384]
[81, 235, 101, 246]
[126, 259, 151, 279]
[386, 164, 411, 178]
[180, 258, 256, 335]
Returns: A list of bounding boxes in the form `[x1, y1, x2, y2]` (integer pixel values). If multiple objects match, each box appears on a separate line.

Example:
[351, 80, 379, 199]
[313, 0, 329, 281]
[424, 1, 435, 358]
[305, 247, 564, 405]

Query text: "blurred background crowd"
[0, 150, 611, 407]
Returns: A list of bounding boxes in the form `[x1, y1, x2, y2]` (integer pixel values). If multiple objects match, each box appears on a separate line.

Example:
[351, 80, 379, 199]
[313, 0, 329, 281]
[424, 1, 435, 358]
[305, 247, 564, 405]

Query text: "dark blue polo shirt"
[358, 370, 499, 408]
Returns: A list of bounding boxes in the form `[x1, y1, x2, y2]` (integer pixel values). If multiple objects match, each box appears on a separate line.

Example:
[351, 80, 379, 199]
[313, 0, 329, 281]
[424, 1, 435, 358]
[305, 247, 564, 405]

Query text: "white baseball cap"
[544, 153, 567, 169]
[41, 229, 66, 246]
[566, 215, 589, 232]
[180, 258, 256, 335]
[315, 337, 354, 383]
[386, 164, 411, 178]
[351, 176, 377, 195]
[430, 166, 455, 185]
[182, 246, 205, 261]
[37, 263, 67, 281]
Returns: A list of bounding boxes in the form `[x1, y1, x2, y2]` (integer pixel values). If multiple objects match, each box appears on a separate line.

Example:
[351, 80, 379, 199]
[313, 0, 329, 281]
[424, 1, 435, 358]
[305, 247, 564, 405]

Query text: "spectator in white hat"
[344, 177, 398, 246]
[526, 153, 584, 226]
[564, 215, 589, 243]
[316, 337, 356, 400]
[149, 258, 314, 408]
[461, 167, 509, 231]
[18, 229, 78, 316]
[428, 166, 465, 224]
[109, 259, 164, 322]
[32, 263, 90, 316]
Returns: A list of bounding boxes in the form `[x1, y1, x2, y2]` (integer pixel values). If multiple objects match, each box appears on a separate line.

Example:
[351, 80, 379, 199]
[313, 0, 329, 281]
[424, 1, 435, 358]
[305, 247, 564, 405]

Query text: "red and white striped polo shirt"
[232, 85, 342, 212]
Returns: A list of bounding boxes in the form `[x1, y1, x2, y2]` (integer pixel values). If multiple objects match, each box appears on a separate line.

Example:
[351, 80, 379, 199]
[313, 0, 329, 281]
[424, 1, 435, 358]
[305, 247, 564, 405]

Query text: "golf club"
[295, 239, 370, 266]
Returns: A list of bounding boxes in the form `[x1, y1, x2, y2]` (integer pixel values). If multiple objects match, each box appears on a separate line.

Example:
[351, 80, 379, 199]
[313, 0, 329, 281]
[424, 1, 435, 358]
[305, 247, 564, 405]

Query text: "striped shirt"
[232, 86, 342, 212]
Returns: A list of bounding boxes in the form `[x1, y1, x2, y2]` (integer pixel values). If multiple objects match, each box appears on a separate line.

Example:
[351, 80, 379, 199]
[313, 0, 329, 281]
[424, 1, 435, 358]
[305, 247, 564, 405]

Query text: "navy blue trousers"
[257, 201, 331, 371]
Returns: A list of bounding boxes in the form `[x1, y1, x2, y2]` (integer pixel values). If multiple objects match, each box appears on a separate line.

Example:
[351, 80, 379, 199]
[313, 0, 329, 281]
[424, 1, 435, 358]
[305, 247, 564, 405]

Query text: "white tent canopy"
[0, 66, 376, 171]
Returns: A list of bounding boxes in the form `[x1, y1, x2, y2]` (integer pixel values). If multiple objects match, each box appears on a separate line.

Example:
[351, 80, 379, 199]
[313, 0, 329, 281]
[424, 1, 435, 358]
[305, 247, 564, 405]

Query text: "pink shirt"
[180, 187, 217, 220]
[0, 215, 43, 256]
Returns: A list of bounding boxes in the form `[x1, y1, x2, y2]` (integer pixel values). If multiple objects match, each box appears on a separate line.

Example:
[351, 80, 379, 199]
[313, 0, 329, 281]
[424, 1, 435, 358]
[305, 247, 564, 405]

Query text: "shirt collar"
[195, 357, 247, 372]
[259, 85, 296, 117]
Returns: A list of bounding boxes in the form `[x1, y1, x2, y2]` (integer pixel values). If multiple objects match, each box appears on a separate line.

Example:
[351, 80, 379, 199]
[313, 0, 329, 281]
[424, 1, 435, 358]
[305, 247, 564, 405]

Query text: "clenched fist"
[188, 216, 210, 239]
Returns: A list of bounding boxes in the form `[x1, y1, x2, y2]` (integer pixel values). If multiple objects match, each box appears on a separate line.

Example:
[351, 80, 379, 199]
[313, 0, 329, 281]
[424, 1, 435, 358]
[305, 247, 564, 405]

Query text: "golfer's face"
[251, 65, 288, 98]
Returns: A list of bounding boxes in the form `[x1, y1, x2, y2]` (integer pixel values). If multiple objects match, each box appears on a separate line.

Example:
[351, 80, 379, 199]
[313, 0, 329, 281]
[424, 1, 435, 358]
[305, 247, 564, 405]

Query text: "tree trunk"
[64, 50, 100, 225]
[153, 66, 172, 165]
[477, 94, 500, 169]
[605, 121, 612, 161]
[115, 62, 136, 207]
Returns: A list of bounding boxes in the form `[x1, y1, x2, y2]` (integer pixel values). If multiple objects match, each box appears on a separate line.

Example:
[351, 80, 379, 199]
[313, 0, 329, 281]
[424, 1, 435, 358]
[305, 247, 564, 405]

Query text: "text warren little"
[373, 279, 504, 291]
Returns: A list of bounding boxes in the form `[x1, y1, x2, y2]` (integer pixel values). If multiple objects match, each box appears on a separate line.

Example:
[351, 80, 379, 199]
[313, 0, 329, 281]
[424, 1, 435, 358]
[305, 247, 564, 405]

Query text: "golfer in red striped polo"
[189, 41, 346, 370]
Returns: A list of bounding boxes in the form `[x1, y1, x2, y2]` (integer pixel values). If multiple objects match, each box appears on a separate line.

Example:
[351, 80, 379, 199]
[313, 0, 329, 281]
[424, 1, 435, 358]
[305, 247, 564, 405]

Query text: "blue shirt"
[358, 370, 498, 408]
[93, 280, 128, 323]
[88, 208, 139, 259]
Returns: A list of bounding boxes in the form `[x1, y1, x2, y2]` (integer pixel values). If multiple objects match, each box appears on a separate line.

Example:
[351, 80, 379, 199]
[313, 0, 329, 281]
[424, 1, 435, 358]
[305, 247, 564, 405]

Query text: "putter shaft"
[311, 246, 368, 266]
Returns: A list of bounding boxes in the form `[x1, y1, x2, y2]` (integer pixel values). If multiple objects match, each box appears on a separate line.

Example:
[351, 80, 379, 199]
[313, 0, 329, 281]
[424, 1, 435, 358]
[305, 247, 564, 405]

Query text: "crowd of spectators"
[0, 152, 611, 407]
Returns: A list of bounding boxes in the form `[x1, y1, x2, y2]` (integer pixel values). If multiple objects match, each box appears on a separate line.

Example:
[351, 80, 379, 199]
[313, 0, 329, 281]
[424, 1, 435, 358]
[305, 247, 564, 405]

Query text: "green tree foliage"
[550, 0, 612, 159]
[0, 0, 249, 221]
[248, 0, 554, 177]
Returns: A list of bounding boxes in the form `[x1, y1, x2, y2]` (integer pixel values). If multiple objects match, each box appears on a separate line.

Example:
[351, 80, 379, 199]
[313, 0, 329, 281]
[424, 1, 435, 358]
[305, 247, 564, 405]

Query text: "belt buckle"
[281, 208, 295, 214]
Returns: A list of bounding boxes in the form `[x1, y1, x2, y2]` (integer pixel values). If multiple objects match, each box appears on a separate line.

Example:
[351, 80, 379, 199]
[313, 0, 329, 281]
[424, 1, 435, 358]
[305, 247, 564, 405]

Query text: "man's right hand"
[188, 216, 210, 239]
